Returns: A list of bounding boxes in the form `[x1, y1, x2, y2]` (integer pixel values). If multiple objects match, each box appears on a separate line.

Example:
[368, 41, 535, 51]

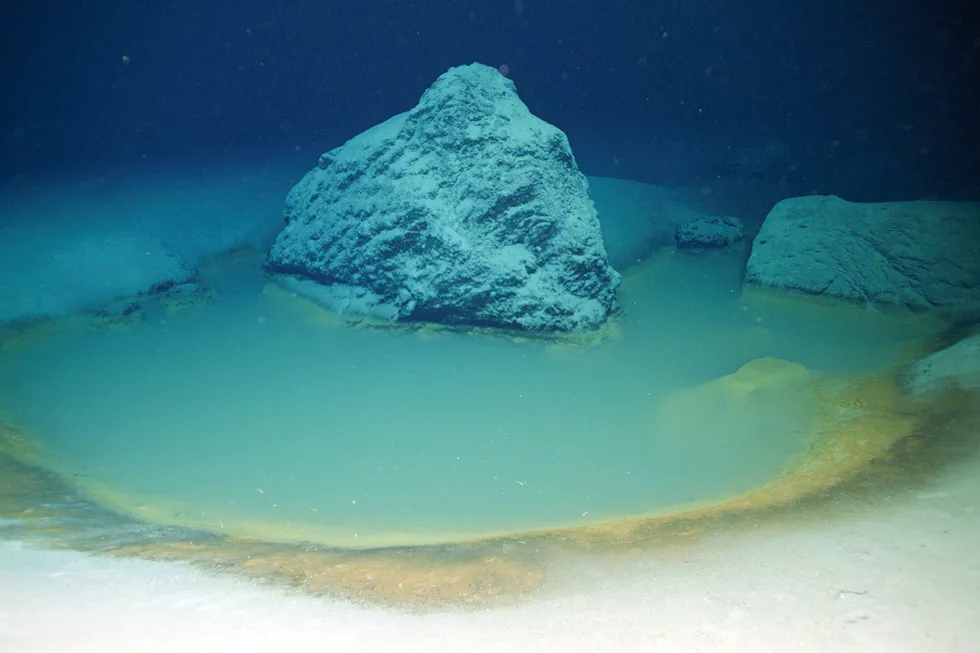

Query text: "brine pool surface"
[0, 252, 934, 547]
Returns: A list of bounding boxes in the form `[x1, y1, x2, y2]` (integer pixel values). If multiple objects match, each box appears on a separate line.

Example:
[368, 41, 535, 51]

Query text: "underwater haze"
[2, 0, 977, 198]
[1, 2, 979, 651]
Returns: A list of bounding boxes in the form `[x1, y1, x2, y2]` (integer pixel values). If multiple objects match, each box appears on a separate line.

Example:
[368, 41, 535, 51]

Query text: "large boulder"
[266, 63, 620, 332]
[744, 195, 980, 313]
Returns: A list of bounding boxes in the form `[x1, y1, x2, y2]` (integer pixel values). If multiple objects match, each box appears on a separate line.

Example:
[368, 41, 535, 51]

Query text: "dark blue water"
[1, 1, 976, 200]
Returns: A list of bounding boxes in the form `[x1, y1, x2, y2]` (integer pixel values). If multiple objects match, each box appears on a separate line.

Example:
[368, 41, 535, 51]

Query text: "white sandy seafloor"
[2, 451, 979, 653]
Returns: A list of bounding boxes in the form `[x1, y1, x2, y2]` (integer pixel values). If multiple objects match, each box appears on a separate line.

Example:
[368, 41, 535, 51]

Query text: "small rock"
[903, 329, 980, 397]
[674, 216, 745, 250]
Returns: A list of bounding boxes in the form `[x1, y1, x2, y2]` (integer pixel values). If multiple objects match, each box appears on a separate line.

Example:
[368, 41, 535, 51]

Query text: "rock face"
[266, 63, 620, 332]
[744, 195, 980, 313]
[674, 216, 745, 251]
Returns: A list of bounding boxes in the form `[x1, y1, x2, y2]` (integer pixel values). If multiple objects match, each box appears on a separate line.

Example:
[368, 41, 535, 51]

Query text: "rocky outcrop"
[744, 195, 980, 313]
[266, 63, 620, 332]
[903, 328, 980, 398]
[674, 216, 745, 251]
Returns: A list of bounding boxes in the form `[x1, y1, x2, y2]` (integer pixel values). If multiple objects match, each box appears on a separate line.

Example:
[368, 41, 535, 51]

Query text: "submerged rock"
[90, 298, 145, 330]
[158, 282, 215, 313]
[745, 195, 980, 313]
[674, 215, 745, 251]
[903, 328, 980, 398]
[587, 177, 707, 269]
[266, 63, 620, 332]
[87, 280, 215, 331]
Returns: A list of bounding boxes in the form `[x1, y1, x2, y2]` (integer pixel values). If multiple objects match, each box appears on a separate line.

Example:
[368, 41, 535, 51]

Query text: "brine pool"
[0, 251, 937, 549]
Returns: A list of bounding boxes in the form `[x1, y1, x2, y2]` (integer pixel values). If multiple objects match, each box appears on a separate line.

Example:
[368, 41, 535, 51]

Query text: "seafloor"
[1, 158, 978, 652]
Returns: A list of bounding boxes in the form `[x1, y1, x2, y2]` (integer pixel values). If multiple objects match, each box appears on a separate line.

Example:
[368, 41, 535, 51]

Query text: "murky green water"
[0, 251, 936, 547]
